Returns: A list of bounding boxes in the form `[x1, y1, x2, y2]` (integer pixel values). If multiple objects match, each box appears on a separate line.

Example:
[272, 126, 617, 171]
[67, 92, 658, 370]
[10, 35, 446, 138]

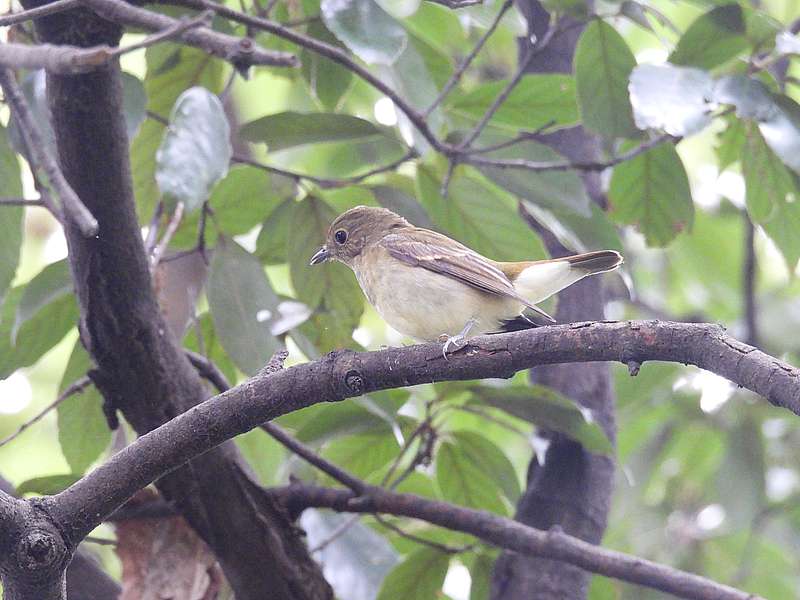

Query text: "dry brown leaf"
[117, 489, 224, 600]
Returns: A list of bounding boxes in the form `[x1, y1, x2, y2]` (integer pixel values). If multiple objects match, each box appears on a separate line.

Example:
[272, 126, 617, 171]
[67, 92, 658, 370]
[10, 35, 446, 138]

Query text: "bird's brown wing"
[380, 230, 543, 313]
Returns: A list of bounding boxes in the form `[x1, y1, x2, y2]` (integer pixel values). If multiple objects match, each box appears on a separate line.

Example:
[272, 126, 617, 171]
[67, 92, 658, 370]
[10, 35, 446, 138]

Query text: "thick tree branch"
[24, 5, 329, 598]
[81, 0, 297, 68]
[45, 321, 799, 543]
[275, 482, 760, 600]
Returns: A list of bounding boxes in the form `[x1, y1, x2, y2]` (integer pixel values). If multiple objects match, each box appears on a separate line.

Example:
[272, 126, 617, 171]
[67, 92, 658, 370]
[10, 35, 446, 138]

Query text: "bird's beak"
[309, 246, 330, 266]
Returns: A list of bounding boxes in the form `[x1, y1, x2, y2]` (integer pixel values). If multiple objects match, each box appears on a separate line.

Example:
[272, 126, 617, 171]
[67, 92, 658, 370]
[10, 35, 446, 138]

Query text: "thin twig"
[144, 201, 164, 256]
[423, 0, 513, 117]
[464, 120, 556, 155]
[186, 348, 368, 494]
[0, 67, 98, 236]
[110, 10, 214, 58]
[0, 376, 92, 448]
[428, 0, 484, 7]
[261, 423, 367, 494]
[0, 197, 45, 207]
[743, 215, 759, 347]
[232, 149, 416, 189]
[308, 514, 361, 553]
[457, 21, 561, 150]
[173, 0, 446, 151]
[82, 0, 298, 68]
[374, 513, 474, 554]
[465, 133, 675, 172]
[0, 0, 80, 27]
[84, 536, 117, 546]
[150, 201, 185, 271]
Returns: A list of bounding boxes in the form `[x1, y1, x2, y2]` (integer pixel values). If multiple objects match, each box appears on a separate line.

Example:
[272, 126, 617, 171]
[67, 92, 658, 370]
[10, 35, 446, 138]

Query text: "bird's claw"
[440, 333, 466, 360]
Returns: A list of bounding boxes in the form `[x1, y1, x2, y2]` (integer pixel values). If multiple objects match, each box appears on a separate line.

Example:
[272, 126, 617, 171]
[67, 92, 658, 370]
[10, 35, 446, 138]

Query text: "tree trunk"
[491, 2, 617, 598]
[20, 4, 332, 599]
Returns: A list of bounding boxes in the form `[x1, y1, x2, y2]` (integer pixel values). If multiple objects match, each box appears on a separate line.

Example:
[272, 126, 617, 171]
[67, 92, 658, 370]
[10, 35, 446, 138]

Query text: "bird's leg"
[439, 317, 478, 359]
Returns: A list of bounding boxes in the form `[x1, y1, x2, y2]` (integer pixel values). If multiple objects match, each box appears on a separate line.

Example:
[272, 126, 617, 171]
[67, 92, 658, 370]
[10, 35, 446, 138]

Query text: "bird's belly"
[355, 260, 522, 341]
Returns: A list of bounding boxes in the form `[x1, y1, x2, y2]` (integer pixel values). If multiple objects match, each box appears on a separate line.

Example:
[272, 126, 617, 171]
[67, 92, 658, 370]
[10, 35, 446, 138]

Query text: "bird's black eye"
[334, 230, 347, 244]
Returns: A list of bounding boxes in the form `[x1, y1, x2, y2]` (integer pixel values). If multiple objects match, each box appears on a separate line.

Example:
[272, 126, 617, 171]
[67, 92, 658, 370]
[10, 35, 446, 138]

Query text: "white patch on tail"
[513, 261, 588, 305]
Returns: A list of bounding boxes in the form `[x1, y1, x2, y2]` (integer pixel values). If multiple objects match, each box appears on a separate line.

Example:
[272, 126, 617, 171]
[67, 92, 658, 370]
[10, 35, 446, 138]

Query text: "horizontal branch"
[44, 321, 799, 545]
[0, 197, 45, 207]
[80, 0, 297, 69]
[278, 482, 760, 600]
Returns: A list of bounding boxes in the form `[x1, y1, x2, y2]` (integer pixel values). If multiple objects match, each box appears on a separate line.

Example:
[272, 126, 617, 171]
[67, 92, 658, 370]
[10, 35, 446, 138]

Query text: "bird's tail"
[501, 250, 623, 306]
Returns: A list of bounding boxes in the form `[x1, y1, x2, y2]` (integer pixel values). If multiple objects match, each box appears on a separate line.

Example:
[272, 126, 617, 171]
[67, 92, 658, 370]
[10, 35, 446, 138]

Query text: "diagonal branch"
[277, 482, 760, 600]
[46, 320, 799, 544]
[0, 67, 98, 236]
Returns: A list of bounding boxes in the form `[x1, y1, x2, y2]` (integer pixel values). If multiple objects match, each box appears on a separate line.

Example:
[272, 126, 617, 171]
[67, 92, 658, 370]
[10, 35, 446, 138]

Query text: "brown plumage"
[309, 206, 623, 342]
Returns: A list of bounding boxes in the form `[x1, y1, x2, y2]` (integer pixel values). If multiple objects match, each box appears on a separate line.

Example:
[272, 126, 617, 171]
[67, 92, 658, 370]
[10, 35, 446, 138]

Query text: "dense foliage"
[1, 0, 799, 597]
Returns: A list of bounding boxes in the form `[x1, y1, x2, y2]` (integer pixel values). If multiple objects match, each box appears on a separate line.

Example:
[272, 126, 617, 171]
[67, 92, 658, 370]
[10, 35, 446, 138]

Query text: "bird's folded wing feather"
[380, 231, 534, 308]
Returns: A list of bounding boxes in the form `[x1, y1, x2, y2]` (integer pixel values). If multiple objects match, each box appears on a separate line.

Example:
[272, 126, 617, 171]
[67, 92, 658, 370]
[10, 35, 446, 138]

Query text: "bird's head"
[309, 205, 410, 267]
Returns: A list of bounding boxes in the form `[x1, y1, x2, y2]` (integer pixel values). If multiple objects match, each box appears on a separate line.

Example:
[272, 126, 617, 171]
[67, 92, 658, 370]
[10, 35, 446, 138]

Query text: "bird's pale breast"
[351, 246, 523, 341]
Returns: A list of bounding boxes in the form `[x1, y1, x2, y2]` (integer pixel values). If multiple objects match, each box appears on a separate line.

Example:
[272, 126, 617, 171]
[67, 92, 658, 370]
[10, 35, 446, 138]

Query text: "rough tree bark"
[492, 3, 616, 597]
[18, 4, 331, 599]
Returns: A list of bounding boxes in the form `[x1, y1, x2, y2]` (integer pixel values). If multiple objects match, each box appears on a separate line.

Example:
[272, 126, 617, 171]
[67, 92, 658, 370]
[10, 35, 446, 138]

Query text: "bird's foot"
[439, 333, 467, 359]
[438, 318, 478, 360]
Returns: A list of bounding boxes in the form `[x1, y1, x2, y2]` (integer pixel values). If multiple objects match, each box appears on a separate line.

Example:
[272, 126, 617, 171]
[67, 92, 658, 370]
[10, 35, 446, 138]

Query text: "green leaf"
[716, 417, 765, 527]
[468, 133, 592, 217]
[13, 260, 71, 343]
[303, 509, 399, 600]
[156, 87, 231, 213]
[574, 20, 639, 139]
[376, 547, 450, 600]
[436, 439, 507, 513]
[183, 312, 238, 389]
[375, 0, 420, 18]
[469, 384, 614, 455]
[241, 112, 393, 152]
[669, 4, 748, 70]
[169, 165, 281, 249]
[609, 142, 694, 246]
[715, 115, 746, 171]
[0, 124, 23, 304]
[321, 431, 398, 480]
[381, 35, 445, 149]
[290, 197, 363, 351]
[207, 238, 283, 375]
[287, 402, 394, 444]
[321, 0, 407, 65]
[761, 188, 800, 271]
[416, 166, 547, 262]
[742, 124, 795, 223]
[467, 552, 496, 600]
[446, 75, 579, 132]
[371, 183, 434, 229]
[256, 198, 294, 265]
[57, 341, 110, 473]
[121, 71, 147, 141]
[301, 21, 354, 110]
[235, 429, 286, 486]
[713, 76, 800, 174]
[451, 430, 521, 503]
[0, 287, 77, 379]
[17, 474, 82, 496]
[629, 64, 714, 136]
[132, 44, 223, 219]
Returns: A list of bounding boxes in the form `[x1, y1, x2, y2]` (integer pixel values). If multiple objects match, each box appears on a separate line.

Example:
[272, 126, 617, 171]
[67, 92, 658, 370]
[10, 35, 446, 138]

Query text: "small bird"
[309, 206, 622, 353]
